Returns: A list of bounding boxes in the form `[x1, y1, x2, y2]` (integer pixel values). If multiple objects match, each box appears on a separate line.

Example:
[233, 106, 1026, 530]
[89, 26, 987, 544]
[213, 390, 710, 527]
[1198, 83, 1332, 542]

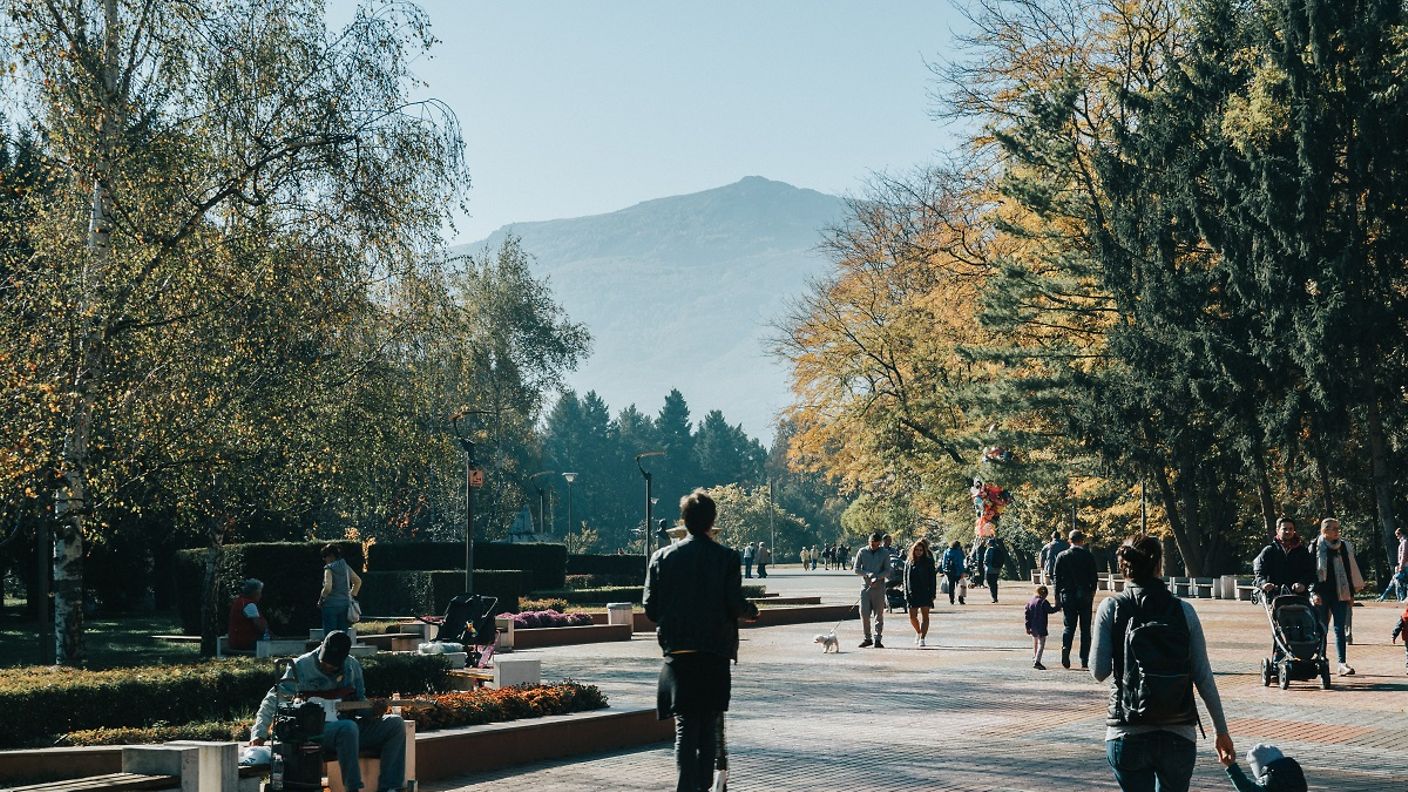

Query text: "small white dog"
[814, 632, 839, 653]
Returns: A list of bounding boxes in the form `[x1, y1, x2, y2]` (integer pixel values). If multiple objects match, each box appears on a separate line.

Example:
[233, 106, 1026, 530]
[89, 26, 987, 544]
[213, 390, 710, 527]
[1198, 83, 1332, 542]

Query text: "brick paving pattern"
[426, 568, 1408, 791]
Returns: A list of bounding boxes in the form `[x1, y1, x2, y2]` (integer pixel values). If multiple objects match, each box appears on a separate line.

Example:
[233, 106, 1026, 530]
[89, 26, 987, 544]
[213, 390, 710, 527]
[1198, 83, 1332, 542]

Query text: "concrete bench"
[446, 657, 540, 690]
[358, 632, 421, 652]
[1192, 578, 1216, 598]
[1236, 585, 1258, 601]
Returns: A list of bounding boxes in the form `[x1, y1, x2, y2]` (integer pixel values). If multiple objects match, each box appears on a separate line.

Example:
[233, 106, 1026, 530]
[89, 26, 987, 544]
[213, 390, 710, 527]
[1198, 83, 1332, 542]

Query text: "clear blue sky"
[329, 1, 967, 243]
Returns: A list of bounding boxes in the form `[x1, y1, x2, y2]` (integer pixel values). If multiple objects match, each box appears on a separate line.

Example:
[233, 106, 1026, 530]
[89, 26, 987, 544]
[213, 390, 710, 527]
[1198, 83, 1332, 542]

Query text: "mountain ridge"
[456, 176, 847, 439]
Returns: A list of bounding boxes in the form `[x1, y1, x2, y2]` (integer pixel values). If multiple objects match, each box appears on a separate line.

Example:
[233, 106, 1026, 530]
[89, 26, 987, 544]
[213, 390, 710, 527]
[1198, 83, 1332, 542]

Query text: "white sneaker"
[711, 768, 728, 792]
[913, 635, 920, 647]
[919, 637, 927, 647]
[1338, 663, 1356, 676]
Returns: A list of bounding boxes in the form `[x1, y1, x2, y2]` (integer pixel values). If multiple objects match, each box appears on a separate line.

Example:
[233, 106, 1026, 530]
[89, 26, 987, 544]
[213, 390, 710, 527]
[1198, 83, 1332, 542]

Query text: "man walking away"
[742, 543, 755, 579]
[755, 543, 771, 578]
[983, 537, 1009, 603]
[1040, 531, 1069, 586]
[853, 531, 892, 648]
[1054, 529, 1098, 670]
[646, 489, 760, 792]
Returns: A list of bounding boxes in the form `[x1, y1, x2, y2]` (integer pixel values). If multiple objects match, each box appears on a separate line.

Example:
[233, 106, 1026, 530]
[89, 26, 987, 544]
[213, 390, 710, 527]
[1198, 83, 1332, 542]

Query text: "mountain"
[459, 176, 847, 440]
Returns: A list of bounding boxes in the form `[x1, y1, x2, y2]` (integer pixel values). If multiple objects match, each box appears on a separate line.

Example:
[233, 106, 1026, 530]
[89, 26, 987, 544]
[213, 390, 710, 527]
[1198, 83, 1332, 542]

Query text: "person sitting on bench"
[228, 578, 270, 651]
[249, 631, 407, 792]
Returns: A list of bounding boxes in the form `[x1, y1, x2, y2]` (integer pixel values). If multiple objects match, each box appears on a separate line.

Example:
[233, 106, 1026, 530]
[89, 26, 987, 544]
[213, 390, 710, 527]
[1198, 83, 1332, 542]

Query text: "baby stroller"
[1258, 588, 1330, 690]
[885, 557, 907, 612]
[419, 593, 499, 668]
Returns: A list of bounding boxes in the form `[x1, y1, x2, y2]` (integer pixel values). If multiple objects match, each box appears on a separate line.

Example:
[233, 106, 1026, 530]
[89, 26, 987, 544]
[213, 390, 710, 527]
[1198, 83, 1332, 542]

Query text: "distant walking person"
[1025, 585, 1059, 669]
[940, 541, 966, 605]
[799, 546, 810, 571]
[645, 489, 759, 792]
[742, 543, 755, 579]
[1053, 530, 1098, 670]
[1039, 530, 1069, 586]
[1312, 518, 1364, 676]
[318, 544, 362, 637]
[904, 538, 937, 647]
[1378, 526, 1407, 602]
[810, 545, 821, 571]
[853, 532, 892, 648]
[982, 536, 1009, 603]
[1093, 535, 1235, 792]
[755, 543, 771, 579]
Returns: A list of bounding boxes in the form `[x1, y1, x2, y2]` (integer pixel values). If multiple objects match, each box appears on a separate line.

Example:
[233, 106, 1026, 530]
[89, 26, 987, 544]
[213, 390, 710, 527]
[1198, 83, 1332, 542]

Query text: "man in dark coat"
[1252, 516, 1316, 596]
[645, 489, 759, 792]
[1053, 529, 1098, 670]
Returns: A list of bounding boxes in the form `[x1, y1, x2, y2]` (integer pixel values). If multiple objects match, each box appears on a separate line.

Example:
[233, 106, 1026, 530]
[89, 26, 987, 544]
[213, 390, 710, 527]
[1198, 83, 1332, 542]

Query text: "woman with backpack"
[1091, 535, 1235, 792]
[940, 541, 966, 605]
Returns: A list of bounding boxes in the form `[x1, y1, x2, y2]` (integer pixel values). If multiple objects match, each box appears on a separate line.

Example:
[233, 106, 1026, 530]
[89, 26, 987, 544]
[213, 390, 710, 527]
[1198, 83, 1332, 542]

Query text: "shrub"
[566, 553, 646, 580]
[0, 654, 449, 749]
[357, 570, 527, 617]
[401, 682, 607, 732]
[367, 542, 567, 590]
[496, 609, 594, 629]
[61, 720, 251, 746]
[518, 597, 571, 613]
[174, 541, 364, 636]
[564, 573, 643, 589]
[741, 584, 767, 598]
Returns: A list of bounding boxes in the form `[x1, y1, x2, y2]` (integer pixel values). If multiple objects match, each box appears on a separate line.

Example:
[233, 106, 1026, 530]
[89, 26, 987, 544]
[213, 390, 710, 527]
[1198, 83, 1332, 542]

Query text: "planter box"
[511, 623, 632, 650]
[754, 596, 821, 606]
[416, 708, 671, 782]
[744, 603, 860, 629]
[0, 746, 123, 786]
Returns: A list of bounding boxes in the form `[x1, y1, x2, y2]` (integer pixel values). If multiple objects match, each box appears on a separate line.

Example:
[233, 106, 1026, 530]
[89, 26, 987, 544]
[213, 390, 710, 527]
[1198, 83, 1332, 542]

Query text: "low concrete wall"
[0, 746, 123, 786]
[511, 623, 632, 650]
[745, 603, 859, 628]
[416, 708, 672, 781]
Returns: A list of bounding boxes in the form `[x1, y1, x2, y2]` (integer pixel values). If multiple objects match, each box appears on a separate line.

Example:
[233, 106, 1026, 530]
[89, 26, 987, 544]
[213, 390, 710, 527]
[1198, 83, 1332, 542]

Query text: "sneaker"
[874, 639, 884, 649]
[1061, 647, 1071, 669]
[913, 635, 920, 647]
[858, 638, 873, 648]
[1338, 663, 1356, 676]
[1080, 662, 1089, 670]
[1034, 661, 1046, 670]
[919, 637, 927, 647]
[958, 597, 966, 605]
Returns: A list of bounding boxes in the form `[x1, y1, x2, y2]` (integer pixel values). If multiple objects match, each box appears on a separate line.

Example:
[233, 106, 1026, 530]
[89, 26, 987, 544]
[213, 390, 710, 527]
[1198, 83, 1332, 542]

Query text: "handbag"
[940, 577, 951, 595]
[346, 597, 363, 624]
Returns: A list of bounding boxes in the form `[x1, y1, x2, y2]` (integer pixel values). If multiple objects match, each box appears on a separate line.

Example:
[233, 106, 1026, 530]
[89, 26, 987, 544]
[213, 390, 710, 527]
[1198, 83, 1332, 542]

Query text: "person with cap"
[1221, 743, 1308, 792]
[249, 631, 407, 792]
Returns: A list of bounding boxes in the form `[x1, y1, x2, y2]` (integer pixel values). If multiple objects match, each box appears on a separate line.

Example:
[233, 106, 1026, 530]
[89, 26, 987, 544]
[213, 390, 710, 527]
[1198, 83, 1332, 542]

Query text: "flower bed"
[498, 609, 593, 629]
[402, 682, 607, 731]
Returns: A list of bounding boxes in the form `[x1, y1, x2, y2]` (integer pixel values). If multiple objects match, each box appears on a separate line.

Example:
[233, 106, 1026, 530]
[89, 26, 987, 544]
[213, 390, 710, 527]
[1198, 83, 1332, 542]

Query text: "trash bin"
[606, 602, 633, 627]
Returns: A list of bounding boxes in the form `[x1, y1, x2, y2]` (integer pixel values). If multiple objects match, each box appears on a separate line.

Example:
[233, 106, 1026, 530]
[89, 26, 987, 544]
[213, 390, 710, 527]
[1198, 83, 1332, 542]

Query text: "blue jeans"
[322, 602, 350, 635]
[1319, 598, 1349, 663]
[324, 715, 407, 792]
[1106, 731, 1196, 792]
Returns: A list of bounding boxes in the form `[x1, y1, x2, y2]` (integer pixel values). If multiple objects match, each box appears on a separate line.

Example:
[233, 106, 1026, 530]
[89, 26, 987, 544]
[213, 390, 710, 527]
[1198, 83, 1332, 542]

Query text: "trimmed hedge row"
[174, 541, 363, 636]
[535, 585, 643, 606]
[358, 570, 527, 617]
[367, 542, 567, 590]
[566, 553, 647, 580]
[0, 653, 449, 749]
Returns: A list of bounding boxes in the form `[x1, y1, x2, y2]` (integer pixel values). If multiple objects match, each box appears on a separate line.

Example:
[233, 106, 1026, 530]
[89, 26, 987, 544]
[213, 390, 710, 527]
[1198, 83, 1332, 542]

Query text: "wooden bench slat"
[12, 772, 179, 792]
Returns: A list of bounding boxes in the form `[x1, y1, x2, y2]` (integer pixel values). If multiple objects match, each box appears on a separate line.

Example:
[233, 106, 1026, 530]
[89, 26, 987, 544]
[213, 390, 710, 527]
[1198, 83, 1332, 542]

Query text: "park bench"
[1191, 577, 1216, 598]
[9, 772, 179, 792]
[356, 632, 420, 652]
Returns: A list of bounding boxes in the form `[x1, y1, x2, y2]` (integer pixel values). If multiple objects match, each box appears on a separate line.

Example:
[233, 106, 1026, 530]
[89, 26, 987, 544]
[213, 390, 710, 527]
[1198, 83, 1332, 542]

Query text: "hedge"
[367, 542, 567, 590]
[0, 653, 448, 749]
[534, 585, 643, 606]
[174, 541, 364, 636]
[357, 570, 527, 617]
[566, 553, 647, 580]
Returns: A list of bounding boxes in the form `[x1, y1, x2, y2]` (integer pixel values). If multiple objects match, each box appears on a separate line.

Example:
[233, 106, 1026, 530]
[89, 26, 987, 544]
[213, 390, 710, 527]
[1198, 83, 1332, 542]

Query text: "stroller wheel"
[1279, 662, 1292, 690]
[1260, 658, 1272, 687]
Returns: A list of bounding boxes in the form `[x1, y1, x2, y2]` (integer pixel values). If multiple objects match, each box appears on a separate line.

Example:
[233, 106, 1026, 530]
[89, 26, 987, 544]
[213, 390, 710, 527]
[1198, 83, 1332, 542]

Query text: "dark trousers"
[743, 562, 752, 578]
[1061, 594, 1093, 663]
[756, 563, 767, 578]
[674, 711, 720, 792]
[945, 573, 961, 604]
[986, 572, 999, 601]
[1105, 731, 1196, 792]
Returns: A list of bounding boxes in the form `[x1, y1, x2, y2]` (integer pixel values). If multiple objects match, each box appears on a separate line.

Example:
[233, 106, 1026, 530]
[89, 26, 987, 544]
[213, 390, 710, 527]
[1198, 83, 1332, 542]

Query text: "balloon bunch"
[970, 476, 1013, 538]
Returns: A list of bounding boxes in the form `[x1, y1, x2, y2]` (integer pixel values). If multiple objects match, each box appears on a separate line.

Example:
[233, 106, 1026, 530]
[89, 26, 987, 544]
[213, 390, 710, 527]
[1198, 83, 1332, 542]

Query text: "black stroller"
[1258, 588, 1330, 689]
[885, 557, 907, 612]
[419, 593, 499, 668]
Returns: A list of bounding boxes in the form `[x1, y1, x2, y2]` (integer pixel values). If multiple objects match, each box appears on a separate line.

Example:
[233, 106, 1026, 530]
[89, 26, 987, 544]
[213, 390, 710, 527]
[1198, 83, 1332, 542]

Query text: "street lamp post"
[562, 472, 578, 552]
[452, 409, 489, 593]
[636, 451, 666, 567]
[529, 471, 554, 536]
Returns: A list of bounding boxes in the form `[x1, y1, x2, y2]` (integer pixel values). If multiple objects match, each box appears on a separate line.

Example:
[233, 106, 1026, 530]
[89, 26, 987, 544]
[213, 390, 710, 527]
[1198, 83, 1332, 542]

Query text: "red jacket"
[227, 595, 262, 650]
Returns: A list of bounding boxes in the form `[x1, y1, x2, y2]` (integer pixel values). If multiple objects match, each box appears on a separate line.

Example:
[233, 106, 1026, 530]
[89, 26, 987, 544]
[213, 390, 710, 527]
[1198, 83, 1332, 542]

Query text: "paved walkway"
[428, 567, 1408, 791]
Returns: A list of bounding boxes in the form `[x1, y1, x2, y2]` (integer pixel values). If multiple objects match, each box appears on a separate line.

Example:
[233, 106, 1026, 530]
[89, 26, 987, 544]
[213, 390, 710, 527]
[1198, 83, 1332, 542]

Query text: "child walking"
[1391, 601, 1408, 674]
[1220, 743, 1307, 791]
[1024, 585, 1059, 670]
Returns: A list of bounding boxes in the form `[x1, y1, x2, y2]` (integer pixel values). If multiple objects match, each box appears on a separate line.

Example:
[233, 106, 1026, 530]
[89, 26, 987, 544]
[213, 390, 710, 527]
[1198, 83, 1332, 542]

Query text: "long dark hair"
[908, 538, 930, 563]
[1116, 535, 1162, 584]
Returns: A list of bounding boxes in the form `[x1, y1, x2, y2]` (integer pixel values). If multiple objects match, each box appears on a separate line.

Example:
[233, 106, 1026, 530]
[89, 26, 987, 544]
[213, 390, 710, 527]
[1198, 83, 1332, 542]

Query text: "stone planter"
[511, 623, 632, 650]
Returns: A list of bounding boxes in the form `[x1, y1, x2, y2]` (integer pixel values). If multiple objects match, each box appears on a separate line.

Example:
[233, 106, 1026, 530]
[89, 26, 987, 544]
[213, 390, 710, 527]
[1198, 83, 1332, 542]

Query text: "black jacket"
[1053, 545, 1098, 600]
[644, 534, 759, 660]
[903, 554, 937, 604]
[1252, 542, 1316, 591]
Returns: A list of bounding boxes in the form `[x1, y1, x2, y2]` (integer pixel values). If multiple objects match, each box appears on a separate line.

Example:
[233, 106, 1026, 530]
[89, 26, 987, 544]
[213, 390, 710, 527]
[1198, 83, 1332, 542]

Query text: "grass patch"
[0, 611, 200, 670]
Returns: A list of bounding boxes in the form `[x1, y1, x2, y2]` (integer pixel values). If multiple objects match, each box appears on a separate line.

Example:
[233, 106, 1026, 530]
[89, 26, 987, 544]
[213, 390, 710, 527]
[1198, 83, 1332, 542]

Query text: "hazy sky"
[328, 1, 968, 243]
